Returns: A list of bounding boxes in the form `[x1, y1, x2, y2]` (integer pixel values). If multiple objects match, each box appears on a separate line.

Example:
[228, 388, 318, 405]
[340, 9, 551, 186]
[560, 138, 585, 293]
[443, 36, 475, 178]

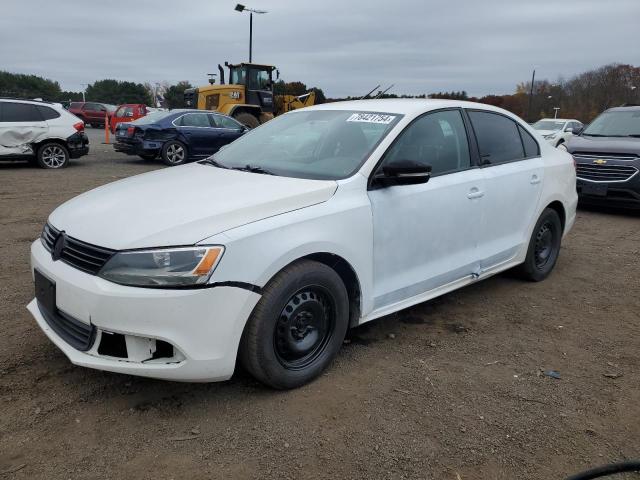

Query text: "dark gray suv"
[565, 105, 640, 209]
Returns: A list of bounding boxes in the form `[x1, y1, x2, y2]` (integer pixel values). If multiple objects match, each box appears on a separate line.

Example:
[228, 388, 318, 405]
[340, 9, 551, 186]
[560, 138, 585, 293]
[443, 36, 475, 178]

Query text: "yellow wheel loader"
[184, 62, 315, 128]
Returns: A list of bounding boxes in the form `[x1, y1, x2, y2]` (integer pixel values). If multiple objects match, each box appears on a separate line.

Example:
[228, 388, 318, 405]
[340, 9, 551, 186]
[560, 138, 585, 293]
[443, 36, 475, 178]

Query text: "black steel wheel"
[518, 207, 562, 281]
[240, 260, 349, 389]
[273, 287, 336, 370]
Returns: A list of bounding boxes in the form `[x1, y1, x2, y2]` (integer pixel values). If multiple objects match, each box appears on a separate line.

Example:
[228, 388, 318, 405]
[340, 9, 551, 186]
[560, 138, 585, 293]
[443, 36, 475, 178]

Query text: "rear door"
[0, 102, 49, 156]
[466, 110, 544, 271]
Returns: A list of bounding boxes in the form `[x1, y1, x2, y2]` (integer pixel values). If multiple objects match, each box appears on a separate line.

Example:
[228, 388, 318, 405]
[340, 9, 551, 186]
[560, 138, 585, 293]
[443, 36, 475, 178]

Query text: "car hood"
[536, 129, 559, 136]
[49, 163, 338, 250]
[566, 135, 640, 155]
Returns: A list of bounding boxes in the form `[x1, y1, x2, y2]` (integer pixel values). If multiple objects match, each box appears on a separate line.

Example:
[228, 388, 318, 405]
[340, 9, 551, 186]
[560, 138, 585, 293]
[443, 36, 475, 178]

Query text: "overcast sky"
[1, 0, 638, 98]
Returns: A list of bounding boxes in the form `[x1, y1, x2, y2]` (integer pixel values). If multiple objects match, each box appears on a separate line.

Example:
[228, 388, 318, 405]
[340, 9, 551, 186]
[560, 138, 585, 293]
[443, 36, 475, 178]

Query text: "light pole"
[234, 4, 268, 63]
[80, 83, 89, 102]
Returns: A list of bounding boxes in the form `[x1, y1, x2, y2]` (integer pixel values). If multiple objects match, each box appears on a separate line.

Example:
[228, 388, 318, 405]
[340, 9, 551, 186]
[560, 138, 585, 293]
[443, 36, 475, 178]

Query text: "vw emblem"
[52, 232, 66, 261]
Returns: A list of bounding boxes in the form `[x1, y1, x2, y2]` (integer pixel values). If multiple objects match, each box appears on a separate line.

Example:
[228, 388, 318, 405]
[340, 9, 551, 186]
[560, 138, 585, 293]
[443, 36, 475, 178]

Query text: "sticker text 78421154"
[346, 113, 396, 124]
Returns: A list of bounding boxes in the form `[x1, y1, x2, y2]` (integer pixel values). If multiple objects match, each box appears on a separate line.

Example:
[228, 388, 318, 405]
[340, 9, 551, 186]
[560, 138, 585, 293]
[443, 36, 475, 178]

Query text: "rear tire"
[161, 141, 187, 166]
[517, 208, 562, 281]
[233, 112, 260, 129]
[240, 260, 349, 389]
[37, 143, 69, 169]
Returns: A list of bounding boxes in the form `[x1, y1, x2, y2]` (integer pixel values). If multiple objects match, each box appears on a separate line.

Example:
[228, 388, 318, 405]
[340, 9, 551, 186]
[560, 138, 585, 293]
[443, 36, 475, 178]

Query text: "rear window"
[0, 102, 42, 122]
[518, 125, 540, 158]
[468, 110, 525, 164]
[37, 105, 61, 121]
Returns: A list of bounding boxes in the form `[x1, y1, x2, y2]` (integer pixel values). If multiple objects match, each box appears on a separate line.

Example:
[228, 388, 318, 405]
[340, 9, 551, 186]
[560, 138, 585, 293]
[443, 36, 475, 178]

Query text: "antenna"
[360, 85, 380, 100]
[373, 84, 394, 99]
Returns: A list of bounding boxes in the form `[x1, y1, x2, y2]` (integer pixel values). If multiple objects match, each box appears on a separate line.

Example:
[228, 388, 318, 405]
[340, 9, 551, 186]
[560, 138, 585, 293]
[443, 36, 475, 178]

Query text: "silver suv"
[0, 98, 89, 168]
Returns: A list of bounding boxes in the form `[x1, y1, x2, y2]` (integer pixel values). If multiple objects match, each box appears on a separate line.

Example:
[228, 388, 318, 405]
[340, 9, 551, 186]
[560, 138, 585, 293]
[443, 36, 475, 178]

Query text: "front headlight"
[99, 246, 224, 287]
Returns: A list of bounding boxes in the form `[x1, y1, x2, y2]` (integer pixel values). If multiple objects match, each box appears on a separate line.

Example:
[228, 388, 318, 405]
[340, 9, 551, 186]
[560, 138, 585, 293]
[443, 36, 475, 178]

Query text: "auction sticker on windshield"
[346, 113, 396, 124]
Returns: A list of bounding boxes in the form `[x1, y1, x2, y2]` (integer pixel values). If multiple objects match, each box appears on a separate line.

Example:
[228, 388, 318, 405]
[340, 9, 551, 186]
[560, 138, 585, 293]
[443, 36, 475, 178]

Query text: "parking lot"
[1, 130, 639, 479]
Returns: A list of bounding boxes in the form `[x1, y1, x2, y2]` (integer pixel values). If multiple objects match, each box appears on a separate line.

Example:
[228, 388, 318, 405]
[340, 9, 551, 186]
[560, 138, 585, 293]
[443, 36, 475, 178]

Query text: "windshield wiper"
[231, 164, 276, 175]
[199, 157, 230, 169]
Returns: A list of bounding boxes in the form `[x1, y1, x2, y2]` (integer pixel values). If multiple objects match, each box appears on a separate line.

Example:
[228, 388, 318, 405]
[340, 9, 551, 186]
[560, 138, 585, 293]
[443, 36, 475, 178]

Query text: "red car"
[110, 104, 150, 133]
[68, 102, 117, 128]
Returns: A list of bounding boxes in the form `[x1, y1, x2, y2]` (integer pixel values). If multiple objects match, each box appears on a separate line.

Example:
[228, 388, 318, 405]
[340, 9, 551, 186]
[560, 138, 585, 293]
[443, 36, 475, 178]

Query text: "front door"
[368, 109, 484, 310]
[466, 110, 544, 270]
[175, 112, 219, 156]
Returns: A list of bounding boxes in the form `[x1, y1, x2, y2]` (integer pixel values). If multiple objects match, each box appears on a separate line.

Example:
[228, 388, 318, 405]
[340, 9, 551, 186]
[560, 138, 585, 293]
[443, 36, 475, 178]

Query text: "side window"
[468, 110, 525, 164]
[518, 125, 540, 158]
[37, 106, 61, 121]
[382, 109, 471, 176]
[213, 115, 242, 129]
[178, 113, 211, 128]
[83, 103, 97, 111]
[2, 102, 43, 122]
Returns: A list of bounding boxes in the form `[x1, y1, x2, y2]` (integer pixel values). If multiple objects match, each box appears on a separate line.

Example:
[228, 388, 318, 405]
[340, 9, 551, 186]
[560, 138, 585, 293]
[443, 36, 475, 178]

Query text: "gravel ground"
[1, 129, 639, 479]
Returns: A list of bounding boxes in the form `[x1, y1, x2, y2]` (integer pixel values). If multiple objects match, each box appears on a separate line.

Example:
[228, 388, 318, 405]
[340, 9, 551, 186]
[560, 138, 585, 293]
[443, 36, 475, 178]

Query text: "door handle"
[530, 174, 541, 185]
[467, 188, 484, 199]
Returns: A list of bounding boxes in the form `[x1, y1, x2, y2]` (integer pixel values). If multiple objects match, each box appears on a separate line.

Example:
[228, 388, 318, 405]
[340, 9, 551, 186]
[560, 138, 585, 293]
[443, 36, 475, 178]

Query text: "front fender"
[201, 180, 375, 316]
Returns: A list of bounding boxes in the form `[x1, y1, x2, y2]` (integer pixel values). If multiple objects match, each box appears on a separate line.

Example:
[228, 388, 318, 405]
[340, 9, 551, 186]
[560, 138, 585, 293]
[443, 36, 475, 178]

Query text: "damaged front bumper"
[28, 239, 261, 382]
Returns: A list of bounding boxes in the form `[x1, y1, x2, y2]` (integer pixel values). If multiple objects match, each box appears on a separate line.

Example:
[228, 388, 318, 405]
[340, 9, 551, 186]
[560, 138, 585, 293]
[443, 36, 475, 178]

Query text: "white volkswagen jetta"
[28, 100, 577, 389]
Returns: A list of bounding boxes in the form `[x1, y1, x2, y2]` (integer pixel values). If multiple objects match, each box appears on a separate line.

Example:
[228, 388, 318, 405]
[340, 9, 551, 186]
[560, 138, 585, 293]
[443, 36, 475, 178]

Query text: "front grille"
[39, 302, 96, 351]
[573, 152, 639, 162]
[41, 223, 115, 275]
[576, 163, 639, 182]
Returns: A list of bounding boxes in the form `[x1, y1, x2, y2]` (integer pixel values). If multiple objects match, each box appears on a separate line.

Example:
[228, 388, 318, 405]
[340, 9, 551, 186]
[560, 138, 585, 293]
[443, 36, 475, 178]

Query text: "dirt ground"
[1, 130, 639, 479]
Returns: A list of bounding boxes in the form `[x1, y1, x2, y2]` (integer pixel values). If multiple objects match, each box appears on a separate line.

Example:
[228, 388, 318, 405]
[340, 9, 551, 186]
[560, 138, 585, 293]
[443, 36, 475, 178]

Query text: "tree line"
[2, 63, 638, 122]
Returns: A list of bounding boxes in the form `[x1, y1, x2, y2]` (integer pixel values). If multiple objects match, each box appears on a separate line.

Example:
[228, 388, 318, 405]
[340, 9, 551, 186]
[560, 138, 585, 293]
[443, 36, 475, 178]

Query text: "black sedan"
[114, 109, 248, 166]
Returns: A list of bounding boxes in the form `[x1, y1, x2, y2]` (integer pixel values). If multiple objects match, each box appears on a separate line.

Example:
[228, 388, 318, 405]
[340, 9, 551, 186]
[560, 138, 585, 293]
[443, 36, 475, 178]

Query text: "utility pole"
[527, 70, 535, 122]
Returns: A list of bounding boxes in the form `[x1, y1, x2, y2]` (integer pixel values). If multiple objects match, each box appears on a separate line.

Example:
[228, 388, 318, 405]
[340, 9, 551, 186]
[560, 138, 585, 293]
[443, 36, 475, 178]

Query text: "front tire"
[240, 260, 349, 389]
[37, 143, 69, 169]
[161, 141, 187, 166]
[517, 208, 562, 281]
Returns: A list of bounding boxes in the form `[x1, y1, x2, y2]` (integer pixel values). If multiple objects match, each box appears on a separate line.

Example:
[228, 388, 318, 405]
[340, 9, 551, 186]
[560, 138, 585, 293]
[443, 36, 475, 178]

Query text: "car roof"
[0, 97, 56, 105]
[536, 118, 579, 122]
[606, 105, 640, 112]
[303, 98, 521, 118]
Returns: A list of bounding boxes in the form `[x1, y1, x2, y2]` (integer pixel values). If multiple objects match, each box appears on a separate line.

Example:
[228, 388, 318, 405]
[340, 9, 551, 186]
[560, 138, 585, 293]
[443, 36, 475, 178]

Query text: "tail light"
[73, 122, 85, 132]
[127, 126, 136, 136]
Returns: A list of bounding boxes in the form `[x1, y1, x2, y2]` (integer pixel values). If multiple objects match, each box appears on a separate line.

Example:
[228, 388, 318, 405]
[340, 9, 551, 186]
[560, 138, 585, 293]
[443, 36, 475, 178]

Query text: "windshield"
[533, 120, 565, 131]
[209, 110, 402, 180]
[132, 111, 173, 125]
[583, 110, 640, 137]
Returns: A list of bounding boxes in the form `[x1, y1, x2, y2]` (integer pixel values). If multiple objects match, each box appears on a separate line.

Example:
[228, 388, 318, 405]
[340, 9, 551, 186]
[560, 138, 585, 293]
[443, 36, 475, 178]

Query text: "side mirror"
[375, 160, 431, 187]
[565, 127, 573, 133]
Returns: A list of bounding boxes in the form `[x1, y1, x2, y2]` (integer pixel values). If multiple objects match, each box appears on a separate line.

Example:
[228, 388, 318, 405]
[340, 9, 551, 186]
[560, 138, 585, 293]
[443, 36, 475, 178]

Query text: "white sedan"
[533, 118, 583, 147]
[28, 100, 577, 389]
